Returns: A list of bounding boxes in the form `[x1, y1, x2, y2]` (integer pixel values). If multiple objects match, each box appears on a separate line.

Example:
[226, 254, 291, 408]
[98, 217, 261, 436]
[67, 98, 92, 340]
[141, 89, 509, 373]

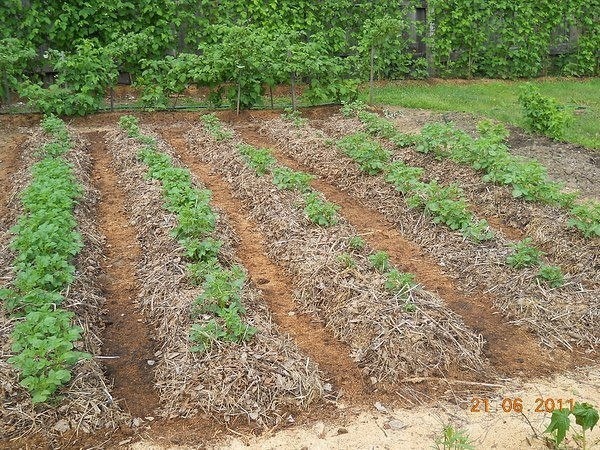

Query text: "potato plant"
[120, 116, 256, 352]
[0, 116, 89, 403]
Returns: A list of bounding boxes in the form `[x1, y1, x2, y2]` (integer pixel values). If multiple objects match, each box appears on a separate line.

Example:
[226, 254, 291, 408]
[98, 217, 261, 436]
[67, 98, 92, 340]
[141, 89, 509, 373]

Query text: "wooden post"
[369, 46, 375, 105]
[291, 72, 297, 111]
[236, 80, 241, 115]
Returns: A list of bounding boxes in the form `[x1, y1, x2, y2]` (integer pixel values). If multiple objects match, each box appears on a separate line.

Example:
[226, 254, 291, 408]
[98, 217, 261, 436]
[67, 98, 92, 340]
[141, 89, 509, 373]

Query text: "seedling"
[434, 424, 474, 450]
[349, 235, 366, 250]
[303, 192, 339, 227]
[568, 201, 600, 238]
[272, 166, 314, 192]
[544, 403, 599, 449]
[282, 107, 307, 127]
[506, 238, 543, 269]
[368, 251, 390, 272]
[537, 265, 564, 288]
[384, 268, 415, 295]
[336, 252, 356, 269]
[201, 113, 233, 141]
[337, 133, 390, 175]
[237, 144, 276, 175]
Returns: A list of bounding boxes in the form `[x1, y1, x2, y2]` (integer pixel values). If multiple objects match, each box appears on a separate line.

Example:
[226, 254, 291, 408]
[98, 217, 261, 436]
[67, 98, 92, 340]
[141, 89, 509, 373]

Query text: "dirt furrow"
[159, 126, 373, 405]
[239, 120, 584, 378]
[0, 132, 26, 225]
[87, 131, 159, 418]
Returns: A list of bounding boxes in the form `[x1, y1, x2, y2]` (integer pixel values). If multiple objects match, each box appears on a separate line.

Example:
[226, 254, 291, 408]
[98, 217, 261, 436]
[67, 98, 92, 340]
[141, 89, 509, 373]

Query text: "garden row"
[187, 114, 485, 383]
[1, 119, 125, 441]
[261, 113, 599, 351]
[107, 118, 324, 423]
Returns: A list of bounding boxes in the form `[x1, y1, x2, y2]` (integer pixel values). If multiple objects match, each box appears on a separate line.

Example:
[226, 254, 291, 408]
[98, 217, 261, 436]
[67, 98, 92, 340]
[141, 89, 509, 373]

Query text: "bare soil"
[88, 131, 160, 418]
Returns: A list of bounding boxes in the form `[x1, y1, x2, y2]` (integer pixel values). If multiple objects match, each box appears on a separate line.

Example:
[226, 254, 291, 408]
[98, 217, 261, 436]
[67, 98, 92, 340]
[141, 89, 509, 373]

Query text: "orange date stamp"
[470, 397, 575, 413]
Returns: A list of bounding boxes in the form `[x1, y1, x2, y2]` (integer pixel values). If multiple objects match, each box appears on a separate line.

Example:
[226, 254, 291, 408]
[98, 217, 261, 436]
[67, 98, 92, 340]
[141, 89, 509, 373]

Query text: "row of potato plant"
[232, 136, 420, 310]
[118, 115, 256, 352]
[0, 115, 90, 403]
[332, 127, 494, 243]
[343, 102, 599, 239]
[339, 103, 567, 286]
[203, 114, 421, 308]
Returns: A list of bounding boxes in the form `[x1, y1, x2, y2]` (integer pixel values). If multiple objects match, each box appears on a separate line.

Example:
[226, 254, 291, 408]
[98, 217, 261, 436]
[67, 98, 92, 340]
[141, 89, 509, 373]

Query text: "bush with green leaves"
[0, 116, 89, 403]
[121, 117, 255, 352]
[519, 84, 573, 140]
[0, 38, 36, 104]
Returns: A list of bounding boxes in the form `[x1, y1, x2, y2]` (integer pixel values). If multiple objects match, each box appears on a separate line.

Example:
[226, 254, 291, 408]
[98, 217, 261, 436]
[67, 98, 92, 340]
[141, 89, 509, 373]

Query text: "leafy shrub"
[518, 84, 573, 139]
[385, 161, 424, 193]
[506, 238, 543, 269]
[303, 192, 339, 227]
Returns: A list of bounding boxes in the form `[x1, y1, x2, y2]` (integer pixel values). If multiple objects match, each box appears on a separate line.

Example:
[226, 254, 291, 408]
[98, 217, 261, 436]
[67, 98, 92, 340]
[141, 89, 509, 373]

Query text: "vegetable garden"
[0, 103, 598, 448]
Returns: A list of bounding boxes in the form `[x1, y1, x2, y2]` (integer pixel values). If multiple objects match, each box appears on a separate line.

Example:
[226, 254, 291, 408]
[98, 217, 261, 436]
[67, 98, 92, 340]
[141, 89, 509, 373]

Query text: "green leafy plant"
[349, 235, 366, 250]
[201, 113, 233, 141]
[336, 252, 356, 269]
[272, 167, 314, 192]
[303, 192, 339, 227]
[544, 403, 599, 449]
[537, 265, 564, 288]
[337, 132, 390, 175]
[568, 201, 600, 238]
[433, 424, 474, 450]
[506, 238, 543, 269]
[385, 268, 415, 295]
[519, 84, 574, 140]
[282, 107, 307, 127]
[368, 251, 391, 272]
[237, 144, 277, 175]
[385, 161, 425, 194]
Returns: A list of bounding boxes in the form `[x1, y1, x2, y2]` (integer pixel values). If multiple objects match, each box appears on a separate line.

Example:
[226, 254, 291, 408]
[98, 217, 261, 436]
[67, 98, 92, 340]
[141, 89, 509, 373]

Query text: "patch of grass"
[367, 78, 600, 150]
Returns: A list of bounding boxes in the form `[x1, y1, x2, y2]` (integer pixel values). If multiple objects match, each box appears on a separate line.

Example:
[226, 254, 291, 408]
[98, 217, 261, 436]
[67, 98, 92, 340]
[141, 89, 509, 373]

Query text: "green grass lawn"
[367, 78, 600, 150]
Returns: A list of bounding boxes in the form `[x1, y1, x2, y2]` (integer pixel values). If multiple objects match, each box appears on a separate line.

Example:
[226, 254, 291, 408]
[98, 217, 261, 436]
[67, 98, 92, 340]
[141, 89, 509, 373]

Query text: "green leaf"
[572, 403, 599, 432]
[544, 408, 571, 445]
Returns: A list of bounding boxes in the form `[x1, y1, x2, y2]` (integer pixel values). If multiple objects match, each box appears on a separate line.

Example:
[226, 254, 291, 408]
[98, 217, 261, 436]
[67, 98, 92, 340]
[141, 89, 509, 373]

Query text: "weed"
[433, 424, 474, 450]
[506, 238, 543, 269]
[303, 192, 339, 227]
[537, 265, 564, 288]
[368, 251, 390, 272]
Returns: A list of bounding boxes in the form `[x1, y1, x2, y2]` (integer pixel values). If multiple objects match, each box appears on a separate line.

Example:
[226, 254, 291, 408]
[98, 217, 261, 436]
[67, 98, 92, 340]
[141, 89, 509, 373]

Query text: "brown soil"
[158, 126, 375, 406]
[0, 132, 25, 222]
[230, 121, 575, 380]
[87, 131, 160, 418]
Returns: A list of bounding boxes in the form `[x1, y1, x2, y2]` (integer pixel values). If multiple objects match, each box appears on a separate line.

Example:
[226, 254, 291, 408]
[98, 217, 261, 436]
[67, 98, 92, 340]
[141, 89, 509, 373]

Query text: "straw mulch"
[261, 117, 599, 351]
[103, 127, 324, 426]
[186, 124, 486, 387]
